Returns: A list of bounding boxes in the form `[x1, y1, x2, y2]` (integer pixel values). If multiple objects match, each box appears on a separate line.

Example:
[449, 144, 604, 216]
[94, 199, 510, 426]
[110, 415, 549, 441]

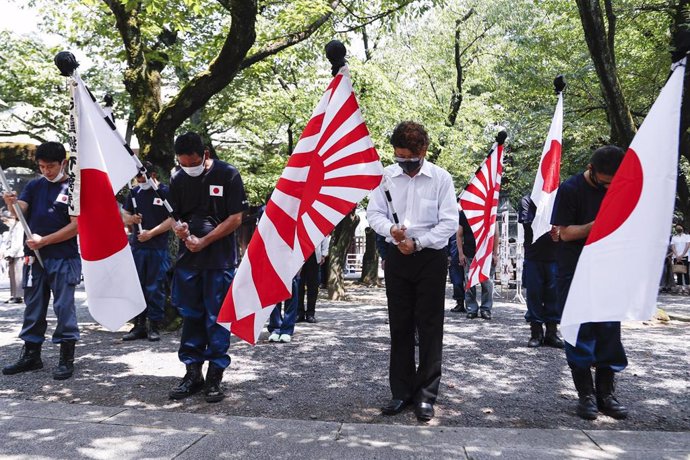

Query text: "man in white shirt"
[671, 223, 690, 285]
[367, 121, 458, 422]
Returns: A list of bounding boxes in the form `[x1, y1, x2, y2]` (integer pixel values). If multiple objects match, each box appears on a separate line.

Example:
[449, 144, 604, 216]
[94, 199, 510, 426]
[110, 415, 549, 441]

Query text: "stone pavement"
[0, 397, 688, 459]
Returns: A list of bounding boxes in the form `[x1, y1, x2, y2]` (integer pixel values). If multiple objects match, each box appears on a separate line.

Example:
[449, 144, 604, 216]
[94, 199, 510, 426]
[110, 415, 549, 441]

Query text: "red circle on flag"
[586, 148, 643, 246]
[541, 139, 561, 193]
[213, 187, 220, 195]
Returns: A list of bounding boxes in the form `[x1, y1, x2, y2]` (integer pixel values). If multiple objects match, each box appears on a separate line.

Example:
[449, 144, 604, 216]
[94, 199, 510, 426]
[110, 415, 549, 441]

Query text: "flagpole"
[54, 51, 182, 230]
[127, 181, 144, 234]
[0, 166, 44, 267]
[460, 130, 507, 195]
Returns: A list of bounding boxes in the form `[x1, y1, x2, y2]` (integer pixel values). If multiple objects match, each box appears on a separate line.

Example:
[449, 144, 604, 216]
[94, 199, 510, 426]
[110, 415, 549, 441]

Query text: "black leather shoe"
[204, 364, 226, 403]
[296, 316, 306, 323]
[466, 312, 478, 319]
[450, 303, 466, 313]
[480, 310, 492, 320]
[576, 395, 598, 420]
[53, 341, 76, 380]
[147, 321, 161, 342]
[169, 363, 205, 400]
[2, 342, 43, 375]
[381, 399, 410, 415]
[305, 316, 317, 323]
[414, 402, 434, 422]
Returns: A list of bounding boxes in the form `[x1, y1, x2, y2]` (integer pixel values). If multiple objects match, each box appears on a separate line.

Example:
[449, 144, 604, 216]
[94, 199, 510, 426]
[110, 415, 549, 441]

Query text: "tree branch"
[154, 0, 258, 138]
[335, 0, 412, 33]
[604, 0, 617, 67]
[240, 0, 339, 70]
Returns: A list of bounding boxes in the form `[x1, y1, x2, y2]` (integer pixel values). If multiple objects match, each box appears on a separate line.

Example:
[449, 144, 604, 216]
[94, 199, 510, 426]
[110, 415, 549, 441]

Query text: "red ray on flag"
[459, 136, 505, 289]
[560, 58, 686, 345]
[217, 66, 384, 345]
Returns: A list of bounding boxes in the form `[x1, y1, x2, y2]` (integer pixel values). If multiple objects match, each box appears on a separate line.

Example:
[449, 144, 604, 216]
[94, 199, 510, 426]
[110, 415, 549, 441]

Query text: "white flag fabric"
[561, 59, 685, 345]
[72, 72, 145, 331]
[530, 92, 563, 240]
[217, 66, 383, 345]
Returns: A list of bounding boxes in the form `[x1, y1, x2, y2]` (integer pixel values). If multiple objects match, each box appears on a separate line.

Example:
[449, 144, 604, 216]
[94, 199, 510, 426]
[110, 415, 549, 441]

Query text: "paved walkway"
[0, 278, 688, 458]
[0, 397, 688, 459]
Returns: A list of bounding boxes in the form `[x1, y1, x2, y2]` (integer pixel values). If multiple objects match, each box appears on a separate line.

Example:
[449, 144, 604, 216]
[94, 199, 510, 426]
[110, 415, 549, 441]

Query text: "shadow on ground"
[0, 282, 687, 431]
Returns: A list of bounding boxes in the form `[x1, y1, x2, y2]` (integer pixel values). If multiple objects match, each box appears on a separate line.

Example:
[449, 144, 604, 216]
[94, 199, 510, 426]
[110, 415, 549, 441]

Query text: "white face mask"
[181, 163, 205, 177]
[138, 181, 152, 190]
[46, 165, 65, 183]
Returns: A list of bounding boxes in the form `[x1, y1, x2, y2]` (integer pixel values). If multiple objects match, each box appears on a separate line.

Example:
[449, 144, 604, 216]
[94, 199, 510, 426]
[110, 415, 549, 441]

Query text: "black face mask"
[397, 158, 422, 174]
[590, 168, 607, 192]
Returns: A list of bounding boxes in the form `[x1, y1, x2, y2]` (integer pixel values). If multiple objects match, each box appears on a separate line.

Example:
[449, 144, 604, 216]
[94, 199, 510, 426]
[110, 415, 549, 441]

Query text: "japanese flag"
[561, 59, 685, 345]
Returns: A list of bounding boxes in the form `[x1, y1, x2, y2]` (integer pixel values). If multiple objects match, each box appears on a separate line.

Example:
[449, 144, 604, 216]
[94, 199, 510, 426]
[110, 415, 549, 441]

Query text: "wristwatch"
[412, 237, 422, 252]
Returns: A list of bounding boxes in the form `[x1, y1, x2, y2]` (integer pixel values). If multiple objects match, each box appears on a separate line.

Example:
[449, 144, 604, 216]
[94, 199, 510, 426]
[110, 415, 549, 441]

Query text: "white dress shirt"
[366, 160, 459, 250]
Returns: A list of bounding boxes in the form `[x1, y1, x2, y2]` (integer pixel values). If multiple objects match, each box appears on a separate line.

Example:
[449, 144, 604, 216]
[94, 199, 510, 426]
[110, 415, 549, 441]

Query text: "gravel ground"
[0, 282, 688, 431]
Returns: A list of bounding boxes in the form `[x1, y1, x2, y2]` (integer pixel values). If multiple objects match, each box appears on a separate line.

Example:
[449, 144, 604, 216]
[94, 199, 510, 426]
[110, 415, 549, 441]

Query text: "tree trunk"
[575, 0, 636, 147]
[327, 210, 360, 300]
[673, 0, 690, 228]
[447, 17, 464, 126]
[359, 226, 379, 286]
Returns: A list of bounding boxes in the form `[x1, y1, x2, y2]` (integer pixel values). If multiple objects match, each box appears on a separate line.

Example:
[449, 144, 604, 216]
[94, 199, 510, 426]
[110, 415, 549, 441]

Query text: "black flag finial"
[54, 51, 79, 76]
[325, 40, 347, 76]
[554, 75, 566, 94]
[496, 130, 508, 146]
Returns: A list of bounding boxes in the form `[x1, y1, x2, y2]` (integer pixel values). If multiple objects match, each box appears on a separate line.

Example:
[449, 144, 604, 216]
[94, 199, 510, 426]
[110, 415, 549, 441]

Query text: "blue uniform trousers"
[448, 241, 464, 302]
[132, 247, 170, 322]
[268, 276, 299, 336]
[523, 259, 560, 323]
[558, 271, 627, 371]
[172, 267, 235, 369]
[20, 257, 81, 344]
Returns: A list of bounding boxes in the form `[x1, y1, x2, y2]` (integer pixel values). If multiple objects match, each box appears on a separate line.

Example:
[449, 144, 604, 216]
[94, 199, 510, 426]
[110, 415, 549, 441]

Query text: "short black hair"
[174, 132, 205, 157]
[35, 142, 66, 163]
[590, 145, 625, 176]
[138, 160, 157, 177]
[390, 121, 429, 155]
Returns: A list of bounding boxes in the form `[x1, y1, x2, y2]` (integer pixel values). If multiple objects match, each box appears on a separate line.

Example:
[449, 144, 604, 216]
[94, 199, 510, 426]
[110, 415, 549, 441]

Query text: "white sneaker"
[268, 333, 280, 342]
[279, 334, 292, 343]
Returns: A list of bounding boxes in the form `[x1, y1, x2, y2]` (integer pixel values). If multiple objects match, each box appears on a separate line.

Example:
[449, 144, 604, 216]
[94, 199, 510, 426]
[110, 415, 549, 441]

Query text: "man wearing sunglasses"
[550, 145, 628, 421]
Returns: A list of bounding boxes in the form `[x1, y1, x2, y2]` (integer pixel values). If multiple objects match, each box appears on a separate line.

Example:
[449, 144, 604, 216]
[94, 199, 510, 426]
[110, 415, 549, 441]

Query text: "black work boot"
[122, 314, 147, 341]
[2, 342, 43, 375]
[595, 367, 628, 419]
[53, 341, 76, 380]
[147, 321, 160, 342]
[571, 367, 598, 420]
[527, 322, 543, 348]
[543, 322, 565, 349]
[169, 363, 205, 400]
[204, 364, 226, 403]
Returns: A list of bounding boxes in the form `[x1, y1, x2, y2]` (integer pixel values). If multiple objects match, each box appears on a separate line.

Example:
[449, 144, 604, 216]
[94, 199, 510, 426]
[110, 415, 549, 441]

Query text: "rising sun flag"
[459, 131, 506, 289]
[218, 43, 384, 345]
[560, 58, 686, 345]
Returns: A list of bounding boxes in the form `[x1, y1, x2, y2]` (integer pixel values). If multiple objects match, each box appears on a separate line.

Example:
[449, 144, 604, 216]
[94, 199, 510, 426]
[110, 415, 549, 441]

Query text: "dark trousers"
[132, 247, 171, 322]
[558, 269, 627, 371]
[172, 267, 235, 369]
[20, 258, 81, 344]
[523, 259, 560, 323]
[675, 257, 690, 285]
[385, 245, 447, 404]
[448, 258, 464, 302]
[268, 276, 300, 335]
[565, 322, 628, 371]
[298, 254, 319, 318]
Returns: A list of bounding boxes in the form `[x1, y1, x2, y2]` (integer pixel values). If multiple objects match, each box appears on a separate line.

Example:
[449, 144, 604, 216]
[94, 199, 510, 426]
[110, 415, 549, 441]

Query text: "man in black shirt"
[551, 145, 628, 421]
[518, 195, 562, 348]
[121, 162, 172, 342]
[168, 132, 248, 403]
